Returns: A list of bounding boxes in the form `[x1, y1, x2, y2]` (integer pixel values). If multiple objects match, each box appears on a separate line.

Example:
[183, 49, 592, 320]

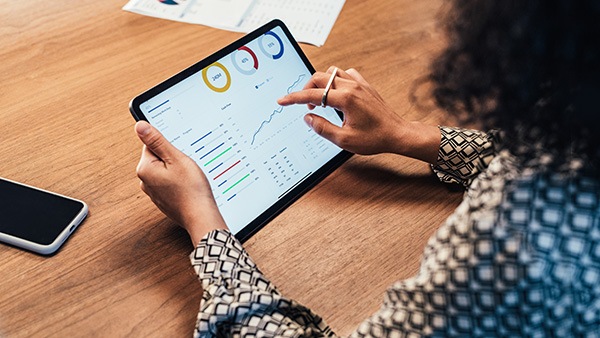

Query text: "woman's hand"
[278, 67, 440, 163]
[135, 121, 227, 246]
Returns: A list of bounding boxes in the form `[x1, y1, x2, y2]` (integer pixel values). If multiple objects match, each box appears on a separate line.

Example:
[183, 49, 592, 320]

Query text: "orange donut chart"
[202, 62, 231, 93]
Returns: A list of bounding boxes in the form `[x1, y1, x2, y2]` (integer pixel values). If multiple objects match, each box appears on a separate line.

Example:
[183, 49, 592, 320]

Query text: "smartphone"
[0, 177, 88, 255]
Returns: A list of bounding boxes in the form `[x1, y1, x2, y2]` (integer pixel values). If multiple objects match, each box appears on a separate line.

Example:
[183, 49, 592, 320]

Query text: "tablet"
[130, 20, 351, 242]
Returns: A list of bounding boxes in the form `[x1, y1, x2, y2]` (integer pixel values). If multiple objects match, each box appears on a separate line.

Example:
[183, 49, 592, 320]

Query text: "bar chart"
[189, 123, 257, 206]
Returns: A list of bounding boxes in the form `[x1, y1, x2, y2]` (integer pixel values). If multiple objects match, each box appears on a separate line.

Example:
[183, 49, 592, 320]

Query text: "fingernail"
[304, 114, 313, 127]
[136, 121, 151, 136]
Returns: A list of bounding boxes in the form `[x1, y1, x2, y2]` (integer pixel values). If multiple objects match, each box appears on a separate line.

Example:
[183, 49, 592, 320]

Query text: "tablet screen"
[130, 20, 350, 241]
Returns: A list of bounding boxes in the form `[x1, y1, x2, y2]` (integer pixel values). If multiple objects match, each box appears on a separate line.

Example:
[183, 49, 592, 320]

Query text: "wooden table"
[0, 0, 463, 336]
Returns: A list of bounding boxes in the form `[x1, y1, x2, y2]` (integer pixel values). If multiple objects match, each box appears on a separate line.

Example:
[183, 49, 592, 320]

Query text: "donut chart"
[258, 31, 284, 60]
[202, 62, 231, 93]
[231, 46, 259, 75]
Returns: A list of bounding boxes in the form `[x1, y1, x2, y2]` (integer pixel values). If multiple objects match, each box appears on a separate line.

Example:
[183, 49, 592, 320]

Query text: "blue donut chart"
[258, 31, 284, 60]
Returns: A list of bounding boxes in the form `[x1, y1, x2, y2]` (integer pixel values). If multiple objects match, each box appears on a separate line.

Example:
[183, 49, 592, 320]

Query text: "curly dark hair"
[430, 0, 600, 169]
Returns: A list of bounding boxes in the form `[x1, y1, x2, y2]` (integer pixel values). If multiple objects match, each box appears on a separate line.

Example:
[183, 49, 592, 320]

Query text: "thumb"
[135, 121, 178, 162]
[304, 114, 343, 145]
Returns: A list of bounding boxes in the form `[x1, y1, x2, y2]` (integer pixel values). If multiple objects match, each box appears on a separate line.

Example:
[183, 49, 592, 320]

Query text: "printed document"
[123, 0, 346, 46]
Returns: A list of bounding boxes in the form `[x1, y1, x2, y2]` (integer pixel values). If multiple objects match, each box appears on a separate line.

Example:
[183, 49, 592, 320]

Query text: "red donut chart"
[231, 46, 259, 75]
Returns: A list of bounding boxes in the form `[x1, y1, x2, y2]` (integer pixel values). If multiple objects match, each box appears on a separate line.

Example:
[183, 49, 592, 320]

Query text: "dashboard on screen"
[131, 20, 350, 241]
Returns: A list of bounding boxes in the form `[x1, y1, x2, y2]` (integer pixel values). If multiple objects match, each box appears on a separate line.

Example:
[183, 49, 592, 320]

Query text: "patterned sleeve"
[432, 126, 498, 187]
[190, 229, 336, 337]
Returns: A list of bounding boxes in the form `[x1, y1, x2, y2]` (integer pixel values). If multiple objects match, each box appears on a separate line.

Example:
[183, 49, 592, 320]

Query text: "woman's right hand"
[278, 67, 440, 164]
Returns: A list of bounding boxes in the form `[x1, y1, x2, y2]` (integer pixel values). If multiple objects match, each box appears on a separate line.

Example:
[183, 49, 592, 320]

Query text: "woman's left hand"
[135, 121, 228, 246]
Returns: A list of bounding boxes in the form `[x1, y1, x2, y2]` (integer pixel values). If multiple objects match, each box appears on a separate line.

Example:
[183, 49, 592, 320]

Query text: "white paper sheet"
[123, 0, 346, 46]
[123, 0, 254, 28]
[235, 0, 346, 46]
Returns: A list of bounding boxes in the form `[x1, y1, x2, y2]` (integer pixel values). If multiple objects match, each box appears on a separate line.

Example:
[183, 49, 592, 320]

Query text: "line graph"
[286, 74, 307, 93]
[250, 73, 307, 145]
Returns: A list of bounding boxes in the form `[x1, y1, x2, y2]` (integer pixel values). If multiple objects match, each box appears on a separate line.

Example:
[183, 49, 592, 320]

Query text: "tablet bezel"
[129, 19, 352, 243]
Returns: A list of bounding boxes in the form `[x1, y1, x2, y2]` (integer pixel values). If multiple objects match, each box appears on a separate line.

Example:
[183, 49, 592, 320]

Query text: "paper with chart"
[122, 0, 346, 46]
[137, 25, 343, 234]
[122, 0, 254, 28]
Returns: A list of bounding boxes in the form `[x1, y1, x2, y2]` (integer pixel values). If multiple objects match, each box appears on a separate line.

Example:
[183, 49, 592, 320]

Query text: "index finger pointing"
[277, 88, 324, 107]
[279, 88, 346, 113]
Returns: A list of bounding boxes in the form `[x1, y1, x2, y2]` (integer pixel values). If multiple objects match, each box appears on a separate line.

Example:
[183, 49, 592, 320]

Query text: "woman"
[135, 0, 600, 336]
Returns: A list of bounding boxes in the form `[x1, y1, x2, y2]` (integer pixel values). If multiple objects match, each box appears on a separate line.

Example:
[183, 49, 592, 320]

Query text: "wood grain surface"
[0, 0, 463, 336]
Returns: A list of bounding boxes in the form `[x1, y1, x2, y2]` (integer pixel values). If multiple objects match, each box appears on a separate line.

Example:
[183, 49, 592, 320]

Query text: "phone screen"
[0, 178, 86, 247]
